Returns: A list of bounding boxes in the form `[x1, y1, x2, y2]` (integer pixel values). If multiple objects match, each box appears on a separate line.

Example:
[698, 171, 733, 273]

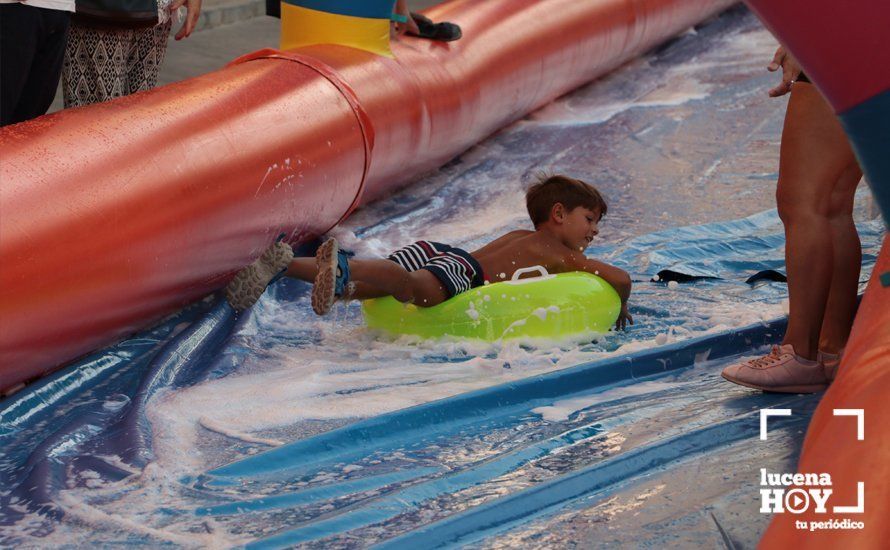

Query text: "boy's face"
[554, 204, 600, 251]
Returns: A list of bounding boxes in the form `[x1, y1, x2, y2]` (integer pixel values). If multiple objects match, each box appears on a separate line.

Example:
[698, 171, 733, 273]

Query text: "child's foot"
[721, 344, 830, 393]
[225, 241, 294, 312]
[311, 238, 352, 315]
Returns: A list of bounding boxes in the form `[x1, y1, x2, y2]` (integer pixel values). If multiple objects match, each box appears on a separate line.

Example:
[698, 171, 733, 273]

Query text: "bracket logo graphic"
[758, 408, 865, 531]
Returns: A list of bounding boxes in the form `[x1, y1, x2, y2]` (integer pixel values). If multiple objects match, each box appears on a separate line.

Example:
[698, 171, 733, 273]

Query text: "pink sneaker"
[721, 344, 829, 393]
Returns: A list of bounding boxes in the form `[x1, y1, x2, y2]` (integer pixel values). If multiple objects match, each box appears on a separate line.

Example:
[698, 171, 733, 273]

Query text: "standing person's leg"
[722, 83, 858, 393]
[775, 83, 857, 360]
[124, 21, 172, 94]
[817, 163, 862, 355]
[61, 23, 88, 107]
[1, 5, 69, 125]
[20, 9, 70, 120]
[0, 4, 38, 126]
[63, 25, 131, 108]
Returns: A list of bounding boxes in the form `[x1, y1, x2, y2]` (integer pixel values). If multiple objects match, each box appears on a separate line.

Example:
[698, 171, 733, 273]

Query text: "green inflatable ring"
[362, 267, 621, 341]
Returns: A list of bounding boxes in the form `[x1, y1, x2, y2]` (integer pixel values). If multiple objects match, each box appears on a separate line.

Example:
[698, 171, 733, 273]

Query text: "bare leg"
[292, 254, 448, 307]
[347, 282, 391, 300]
[349, 260, 448, 306]
[776, 84, 857, 360]
[286, 257, 317, 283]
[287, 257, 392, 300]
[818, 165, 863, 353]
[720, 84, 861, 392]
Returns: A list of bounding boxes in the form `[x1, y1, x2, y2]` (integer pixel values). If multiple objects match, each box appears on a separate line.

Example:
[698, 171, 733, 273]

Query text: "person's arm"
[171, 0, 202, 40]
[565, 252, 634, 330]
[767, 45, 803, 97]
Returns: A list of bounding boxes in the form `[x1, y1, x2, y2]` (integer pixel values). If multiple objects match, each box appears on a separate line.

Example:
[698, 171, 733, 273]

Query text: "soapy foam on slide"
[526, 24, 779, 127]
[528, 61, 714, 127]
[528, 350, 751, 423]
[145, 284, 789, 480]
[533, 380, 683, 422]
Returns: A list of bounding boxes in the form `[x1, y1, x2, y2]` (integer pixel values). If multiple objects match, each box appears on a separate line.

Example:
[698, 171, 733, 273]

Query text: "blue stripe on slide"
[282, 0, 395, 19]
[377, 404, 811, 549]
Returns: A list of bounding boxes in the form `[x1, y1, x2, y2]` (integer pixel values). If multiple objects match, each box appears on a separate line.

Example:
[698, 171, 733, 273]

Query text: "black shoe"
[410, 12, 462, 42]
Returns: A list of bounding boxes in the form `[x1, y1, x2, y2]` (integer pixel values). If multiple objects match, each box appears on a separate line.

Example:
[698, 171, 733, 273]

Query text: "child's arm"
[565, 252, 633, 330]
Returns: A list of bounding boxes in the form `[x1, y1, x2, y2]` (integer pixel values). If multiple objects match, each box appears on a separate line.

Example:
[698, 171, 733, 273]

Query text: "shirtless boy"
[226, 175, 633, 329]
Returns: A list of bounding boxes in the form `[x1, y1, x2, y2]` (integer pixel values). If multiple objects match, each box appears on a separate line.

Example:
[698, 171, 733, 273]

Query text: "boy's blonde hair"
[525, 174, 608, 227]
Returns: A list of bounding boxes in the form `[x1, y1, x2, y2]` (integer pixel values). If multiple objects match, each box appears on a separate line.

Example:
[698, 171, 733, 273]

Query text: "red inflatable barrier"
[742, 1, 890, 114]
[0, 0, 732, 392]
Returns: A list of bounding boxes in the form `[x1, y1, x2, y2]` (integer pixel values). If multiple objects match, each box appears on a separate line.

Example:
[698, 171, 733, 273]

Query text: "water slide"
[0, 0, 731, 391]
[1, 0, 887, 547]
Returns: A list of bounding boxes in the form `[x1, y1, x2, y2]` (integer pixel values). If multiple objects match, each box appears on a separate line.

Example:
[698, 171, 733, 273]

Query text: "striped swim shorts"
[387, 241, 485, 298]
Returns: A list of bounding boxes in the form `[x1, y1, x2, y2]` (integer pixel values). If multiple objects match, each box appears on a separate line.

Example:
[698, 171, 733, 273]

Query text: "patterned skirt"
[62, 20, 172, 108]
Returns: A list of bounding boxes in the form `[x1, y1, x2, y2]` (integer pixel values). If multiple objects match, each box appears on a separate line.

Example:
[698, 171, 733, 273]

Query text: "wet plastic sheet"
[1, 7, 885, 547]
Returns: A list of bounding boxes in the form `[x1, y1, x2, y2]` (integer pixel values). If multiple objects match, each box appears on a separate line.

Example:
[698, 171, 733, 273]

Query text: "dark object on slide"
[410, 12, 462, 42]
[652, 269, 720, 283]
[745, 269, 787, 285]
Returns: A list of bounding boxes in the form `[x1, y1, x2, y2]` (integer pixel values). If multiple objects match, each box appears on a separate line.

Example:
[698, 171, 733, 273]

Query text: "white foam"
[48, 487, 245, 548]
[198, 416, 284, 446]
[526, 24, 780, 129]
[466, 301, 480, 321]
[533, 380, 681, 422]
[327, 227, 391, 258]
[140, 280, 788, 480]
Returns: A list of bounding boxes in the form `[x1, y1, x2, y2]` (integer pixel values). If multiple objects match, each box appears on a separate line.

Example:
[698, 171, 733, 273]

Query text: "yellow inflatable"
[362, 267, 621, 341]
[280, 0, 394, 56]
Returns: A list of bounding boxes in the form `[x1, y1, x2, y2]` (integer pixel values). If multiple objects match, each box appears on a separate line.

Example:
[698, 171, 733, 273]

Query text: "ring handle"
[511, 265, 550, 281]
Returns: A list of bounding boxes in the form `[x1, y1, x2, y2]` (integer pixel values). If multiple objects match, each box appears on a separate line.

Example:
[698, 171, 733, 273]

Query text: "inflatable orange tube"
[760, 236, 889, 549]
[0, 0, 733, 392]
